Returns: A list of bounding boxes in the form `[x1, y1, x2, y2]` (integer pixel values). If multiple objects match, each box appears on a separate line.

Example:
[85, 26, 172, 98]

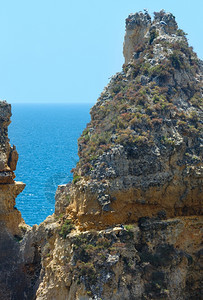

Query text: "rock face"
[58, 10, 203, 230]
[123, 12, 151, 64]
[35, 216, 202, 300]
[38, 10, 201, 298]
[0, 101, 40, 300]
[123, 11, 178, 64]
[0, 101, 25, 236]
[0, 102, 18, 182]
[0, 10, 202, 300]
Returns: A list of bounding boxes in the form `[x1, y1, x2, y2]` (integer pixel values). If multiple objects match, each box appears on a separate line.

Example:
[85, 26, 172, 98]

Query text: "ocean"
[8, 103, 92, 226]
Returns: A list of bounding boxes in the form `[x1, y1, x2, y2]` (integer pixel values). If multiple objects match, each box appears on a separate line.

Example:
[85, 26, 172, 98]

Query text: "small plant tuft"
[124, 224, 134, 231]
[59, 219, 75, 238]
[73, 175, 81, 184]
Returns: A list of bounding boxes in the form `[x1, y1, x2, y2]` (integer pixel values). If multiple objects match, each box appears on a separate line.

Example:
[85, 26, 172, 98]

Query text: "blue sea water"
[8, 103, 92, 226]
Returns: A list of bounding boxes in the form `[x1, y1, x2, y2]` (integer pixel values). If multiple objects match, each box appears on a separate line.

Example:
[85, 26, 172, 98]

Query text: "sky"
[0, 0, 202, 104]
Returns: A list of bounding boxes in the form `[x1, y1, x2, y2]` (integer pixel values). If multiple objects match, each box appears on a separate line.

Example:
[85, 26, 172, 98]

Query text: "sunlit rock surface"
[56, 10, 202, 230]
[0, 10, 202, 300]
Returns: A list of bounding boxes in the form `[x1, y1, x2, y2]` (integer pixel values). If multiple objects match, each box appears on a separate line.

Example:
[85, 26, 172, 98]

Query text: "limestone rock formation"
[34, 216, 202, 300]
[57, 10, 203, 230]
[0, 10, 202, 300]
[34, 11, 201, 299]
[0, 101, 37, 300]
[0, 101, 26, 236]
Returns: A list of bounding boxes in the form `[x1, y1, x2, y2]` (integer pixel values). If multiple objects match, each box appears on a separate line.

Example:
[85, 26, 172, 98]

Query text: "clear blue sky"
[0, 0, 202, 104]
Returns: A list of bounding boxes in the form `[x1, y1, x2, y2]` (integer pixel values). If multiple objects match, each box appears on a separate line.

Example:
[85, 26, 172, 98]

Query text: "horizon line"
[6, 101, 96, 105]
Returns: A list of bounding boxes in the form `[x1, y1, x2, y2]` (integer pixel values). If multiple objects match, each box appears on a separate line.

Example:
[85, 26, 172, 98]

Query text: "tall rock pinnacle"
[56, 10, 202, 229]
[0, 11, 202, 300]
[123, 10, 178, 64]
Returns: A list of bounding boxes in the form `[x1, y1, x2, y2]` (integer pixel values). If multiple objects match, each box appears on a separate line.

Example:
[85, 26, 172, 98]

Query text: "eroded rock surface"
[35, 216, 202, 300]
[0, 10, 202, 300]
[0, 101, 26, 236]
[56, 10, 203, 230]
[43, 10, 202, 299]
[0, 101, 39, 300]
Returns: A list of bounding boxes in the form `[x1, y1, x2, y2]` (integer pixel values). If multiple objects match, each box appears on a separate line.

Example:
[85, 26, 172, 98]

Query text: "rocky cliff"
[0, 101, 25, 236]
[0, 10, 202, 300]
[34, 216, 202, 300]
[0, 102, 40, 300]
[59, 10, 202, 230]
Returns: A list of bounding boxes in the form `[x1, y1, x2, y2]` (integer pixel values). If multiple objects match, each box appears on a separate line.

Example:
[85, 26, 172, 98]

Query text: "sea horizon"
[9, 101, 96, 104]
